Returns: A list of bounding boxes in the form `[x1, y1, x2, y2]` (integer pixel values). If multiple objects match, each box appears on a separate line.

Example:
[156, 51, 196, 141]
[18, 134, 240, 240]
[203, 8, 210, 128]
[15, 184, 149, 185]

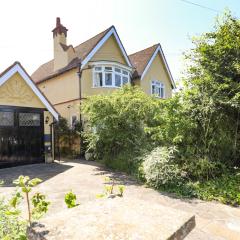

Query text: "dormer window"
[93, 65, 130, 88]
[151, 80, 165, 98]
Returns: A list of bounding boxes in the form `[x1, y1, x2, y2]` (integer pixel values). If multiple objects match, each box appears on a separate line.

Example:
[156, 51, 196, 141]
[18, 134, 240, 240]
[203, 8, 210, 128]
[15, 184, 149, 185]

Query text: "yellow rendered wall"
[91, 35, 127, 64]
[38, 69, 80, 105]
[132, 78, 141, 87]
[37, 35, 130, 119]
[80, 35, 130, 97]
[0, 73, 45, 108]
[54, 99, 80, 122]
[140, 54, 172, 98]
[44, 111, 54, 135]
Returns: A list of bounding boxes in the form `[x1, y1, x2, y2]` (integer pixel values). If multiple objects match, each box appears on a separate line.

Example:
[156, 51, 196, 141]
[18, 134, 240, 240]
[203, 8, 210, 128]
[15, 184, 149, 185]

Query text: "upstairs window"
[93, 66, 130, 88]
[93, 67, 103, 87]
[151, 80, 165, 98]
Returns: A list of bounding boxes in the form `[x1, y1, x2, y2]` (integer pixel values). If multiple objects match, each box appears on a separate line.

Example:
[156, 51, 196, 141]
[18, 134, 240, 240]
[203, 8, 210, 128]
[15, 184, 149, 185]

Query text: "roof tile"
[32, 26, 112, 83]
[129, 44, 159, 78]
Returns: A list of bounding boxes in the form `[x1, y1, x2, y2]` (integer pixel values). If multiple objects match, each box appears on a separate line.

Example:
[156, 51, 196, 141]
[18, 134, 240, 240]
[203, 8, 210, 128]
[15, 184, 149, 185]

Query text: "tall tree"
[184, 10, 240, 165]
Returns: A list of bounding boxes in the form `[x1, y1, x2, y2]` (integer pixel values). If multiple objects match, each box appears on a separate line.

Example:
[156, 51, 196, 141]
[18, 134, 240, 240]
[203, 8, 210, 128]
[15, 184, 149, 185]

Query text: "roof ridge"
[128, 44, 159, 57]
[73, 25, 113, 50]
[0, 61, 20, 77]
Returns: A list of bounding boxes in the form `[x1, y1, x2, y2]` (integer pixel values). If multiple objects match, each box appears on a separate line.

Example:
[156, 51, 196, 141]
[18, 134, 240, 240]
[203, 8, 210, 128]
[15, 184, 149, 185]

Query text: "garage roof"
[0, 62, 59, 120]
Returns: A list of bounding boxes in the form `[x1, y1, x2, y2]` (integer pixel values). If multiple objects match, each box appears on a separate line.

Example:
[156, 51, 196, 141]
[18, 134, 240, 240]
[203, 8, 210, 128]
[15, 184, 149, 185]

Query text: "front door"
[0, 106, 44, 168]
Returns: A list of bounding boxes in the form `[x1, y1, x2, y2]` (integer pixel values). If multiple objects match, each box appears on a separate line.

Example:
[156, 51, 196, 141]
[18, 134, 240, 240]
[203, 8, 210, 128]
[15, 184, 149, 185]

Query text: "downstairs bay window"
[151, 80, 165, 98]
[93, 66, 130, 88]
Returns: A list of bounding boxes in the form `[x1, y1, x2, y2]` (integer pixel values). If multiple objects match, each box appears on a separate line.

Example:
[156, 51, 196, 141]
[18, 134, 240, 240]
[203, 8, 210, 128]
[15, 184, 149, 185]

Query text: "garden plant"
[0, 176, 50, 240]
[82, 10, 240, 207]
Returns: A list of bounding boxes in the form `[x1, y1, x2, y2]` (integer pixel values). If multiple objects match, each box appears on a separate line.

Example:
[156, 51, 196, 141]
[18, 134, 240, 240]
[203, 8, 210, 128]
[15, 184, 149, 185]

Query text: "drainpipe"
[77, 60, 83, 157]
[50, 120, 59, 162]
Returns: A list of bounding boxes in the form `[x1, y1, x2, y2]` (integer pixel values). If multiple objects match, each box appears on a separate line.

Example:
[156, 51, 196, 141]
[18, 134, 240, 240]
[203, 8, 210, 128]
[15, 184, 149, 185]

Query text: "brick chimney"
[52, 18, 70, 71]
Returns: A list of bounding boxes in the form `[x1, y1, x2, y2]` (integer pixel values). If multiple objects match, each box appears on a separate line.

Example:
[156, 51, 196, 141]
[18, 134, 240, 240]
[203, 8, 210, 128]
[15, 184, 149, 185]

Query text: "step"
[28, 197, 195, 240]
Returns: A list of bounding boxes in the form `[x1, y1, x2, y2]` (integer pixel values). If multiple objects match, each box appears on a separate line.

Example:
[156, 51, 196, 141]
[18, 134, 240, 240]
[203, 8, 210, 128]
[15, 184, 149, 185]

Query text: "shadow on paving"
[91, 165, 138, 186]
[0, 162, 73, 187]
[90, 161, 196, 204]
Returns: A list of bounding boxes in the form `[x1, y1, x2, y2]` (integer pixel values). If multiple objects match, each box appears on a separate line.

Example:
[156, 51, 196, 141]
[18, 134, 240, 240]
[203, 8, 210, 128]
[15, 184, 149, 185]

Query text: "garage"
[0, 62, 59, 168]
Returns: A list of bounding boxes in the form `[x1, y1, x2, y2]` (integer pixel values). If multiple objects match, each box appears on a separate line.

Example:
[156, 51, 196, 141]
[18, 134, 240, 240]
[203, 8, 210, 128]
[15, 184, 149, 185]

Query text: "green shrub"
[117, 185, 125, 197]
[13, 176, 44, 224]
[0, 176, 50, 239]
[195, 172, 240, 206]
[0, 197, 27, 240]
[183, 157, 226, 181]
[96, 177, 126, 198]
[64, 191, 79, 208]
[31, 193, 50, 220]
[142, 147, 182, 188]
[160, 171, 240, 206]
[82, 85, 158, 170]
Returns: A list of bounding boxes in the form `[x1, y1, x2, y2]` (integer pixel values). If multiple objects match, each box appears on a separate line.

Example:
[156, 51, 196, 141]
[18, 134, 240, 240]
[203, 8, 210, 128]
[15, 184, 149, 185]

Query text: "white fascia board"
[90, 61, 133, 72]
[140, 45, 176, 89]
[0, 63, 59, 120]
[81, 27, 132, 69]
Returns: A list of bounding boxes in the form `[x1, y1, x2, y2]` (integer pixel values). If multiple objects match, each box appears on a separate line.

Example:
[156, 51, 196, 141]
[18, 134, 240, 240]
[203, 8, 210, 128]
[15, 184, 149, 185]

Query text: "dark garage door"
[0, 106, 44, 168]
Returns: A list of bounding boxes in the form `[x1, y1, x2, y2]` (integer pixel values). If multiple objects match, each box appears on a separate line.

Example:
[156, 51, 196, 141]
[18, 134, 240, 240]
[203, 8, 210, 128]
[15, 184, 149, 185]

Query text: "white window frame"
[93, 65, 131, 88]
[151, 80, 165, 99]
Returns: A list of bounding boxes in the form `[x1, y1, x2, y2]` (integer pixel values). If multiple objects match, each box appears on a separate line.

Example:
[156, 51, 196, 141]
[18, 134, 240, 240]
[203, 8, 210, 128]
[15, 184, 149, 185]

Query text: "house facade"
[0, 62, 59, 168]
[32, 18, 175, 126]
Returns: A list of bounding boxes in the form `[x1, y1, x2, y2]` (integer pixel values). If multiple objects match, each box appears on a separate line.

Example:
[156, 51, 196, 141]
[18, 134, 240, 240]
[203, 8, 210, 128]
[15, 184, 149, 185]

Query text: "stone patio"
[0, 160, 240, 239]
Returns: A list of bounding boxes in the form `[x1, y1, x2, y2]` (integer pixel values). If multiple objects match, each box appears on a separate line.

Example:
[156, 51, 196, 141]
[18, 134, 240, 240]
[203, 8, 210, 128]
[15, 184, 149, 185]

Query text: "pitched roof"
[32, 24, 175, 88]
[129, 44, 176, 88]
[129, 44, 159, 79]
[32, 26, 120, 83]
[0, 62, 59, 120]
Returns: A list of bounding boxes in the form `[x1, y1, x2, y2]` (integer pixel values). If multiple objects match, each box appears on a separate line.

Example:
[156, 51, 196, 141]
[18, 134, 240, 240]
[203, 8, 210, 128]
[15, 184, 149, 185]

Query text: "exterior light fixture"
[45, 116, 50, 124]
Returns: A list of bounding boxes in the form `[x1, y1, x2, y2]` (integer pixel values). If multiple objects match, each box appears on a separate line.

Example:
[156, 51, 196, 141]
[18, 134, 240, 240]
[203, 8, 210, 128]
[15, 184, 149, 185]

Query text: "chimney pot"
[56, 17, 61, 27]
[52, 17, 68, 37]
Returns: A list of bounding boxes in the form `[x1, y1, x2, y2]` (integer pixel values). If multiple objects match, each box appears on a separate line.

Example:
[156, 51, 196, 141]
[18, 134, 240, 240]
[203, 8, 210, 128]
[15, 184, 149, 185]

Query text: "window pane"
[122, 70, 128, 75]
[105, 67, 112, 71]
[122, 76, 128, 85]
[160, 87, 164, 98]
[105, 73, 112, 86]
[19, 113, 40, 127]
[115, 74, 121, 87]
[94, 72, 103, 87]
[152, 84, 155, 95]
[0, 111, 14, 126]
[95, 67, 102, 71]
[115, 68, 121, 73]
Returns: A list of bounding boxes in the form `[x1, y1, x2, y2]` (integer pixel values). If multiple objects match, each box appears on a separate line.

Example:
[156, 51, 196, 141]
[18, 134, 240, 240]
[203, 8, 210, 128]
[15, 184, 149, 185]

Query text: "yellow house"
[32, 18, 175, 126]
[0, 62, 59, 168]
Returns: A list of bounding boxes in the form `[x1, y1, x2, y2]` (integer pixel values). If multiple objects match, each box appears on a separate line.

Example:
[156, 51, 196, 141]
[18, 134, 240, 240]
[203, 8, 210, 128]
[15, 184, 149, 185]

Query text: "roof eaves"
[0, 62, 60, 120]
[81, 26, 133, 69]
[140, 44, 176, 89]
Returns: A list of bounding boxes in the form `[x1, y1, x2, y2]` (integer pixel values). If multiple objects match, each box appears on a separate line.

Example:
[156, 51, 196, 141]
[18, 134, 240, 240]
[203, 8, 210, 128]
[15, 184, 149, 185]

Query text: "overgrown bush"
[195, 171, 240, 206]
[82, 85, 157, 172]
[142, 147, 182, 188]
[81, 11, 240, 206]
[160, 171, 240, 206]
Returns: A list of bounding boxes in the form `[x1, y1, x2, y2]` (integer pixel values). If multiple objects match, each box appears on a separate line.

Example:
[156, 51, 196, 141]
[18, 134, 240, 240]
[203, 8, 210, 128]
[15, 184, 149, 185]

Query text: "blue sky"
[0, 0, 239, 82]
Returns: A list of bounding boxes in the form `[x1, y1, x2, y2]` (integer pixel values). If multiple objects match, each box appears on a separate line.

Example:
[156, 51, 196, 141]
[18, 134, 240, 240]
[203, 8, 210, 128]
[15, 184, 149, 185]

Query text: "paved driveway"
[0, 160, 240, 239]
